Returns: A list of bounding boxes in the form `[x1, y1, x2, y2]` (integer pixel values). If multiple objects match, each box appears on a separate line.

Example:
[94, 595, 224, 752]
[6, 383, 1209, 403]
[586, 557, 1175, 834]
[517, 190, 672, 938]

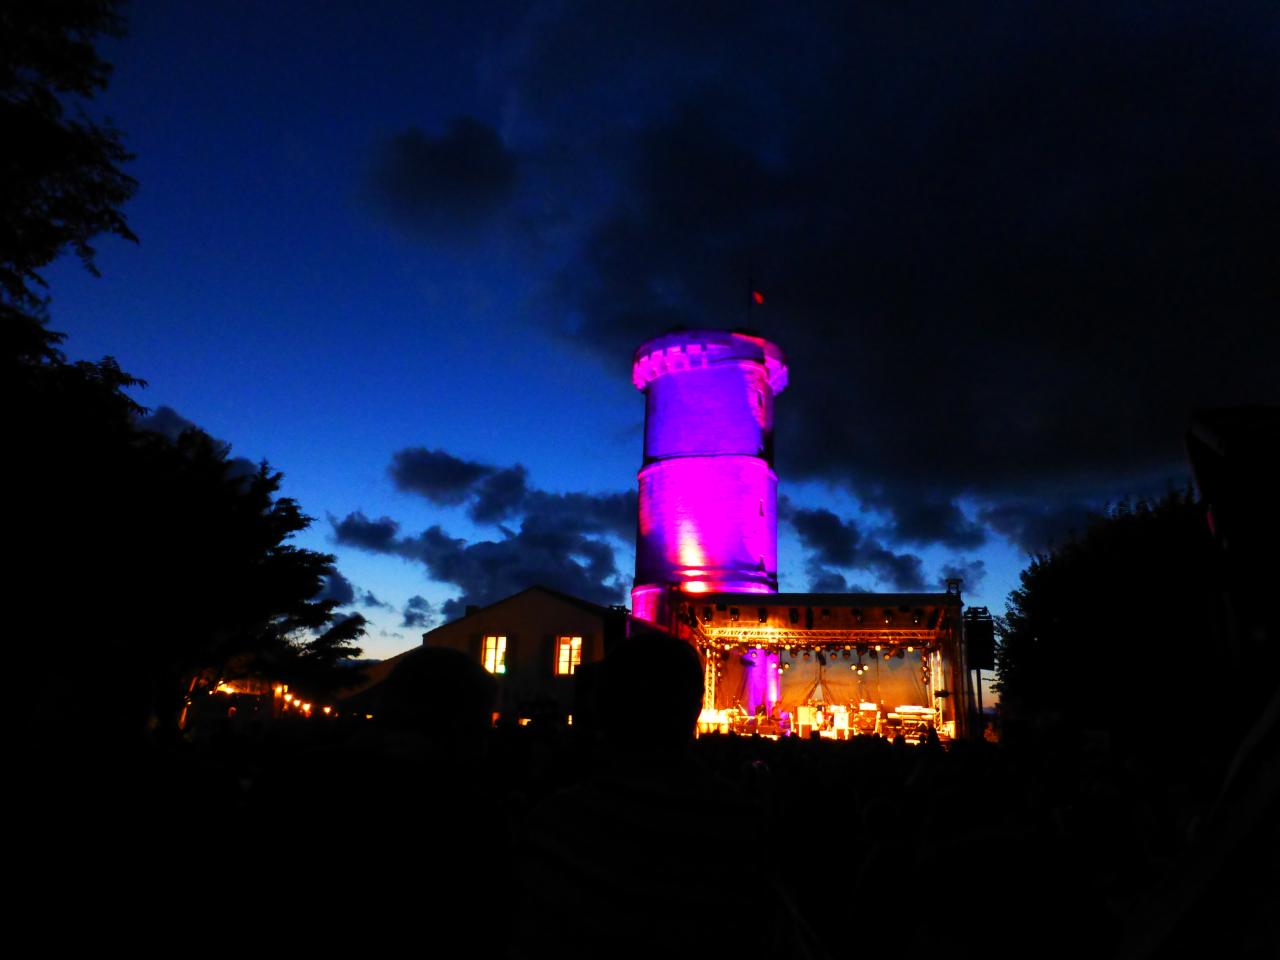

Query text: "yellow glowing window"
[482, 635, 507, 674]
[556, 636, 582, 675]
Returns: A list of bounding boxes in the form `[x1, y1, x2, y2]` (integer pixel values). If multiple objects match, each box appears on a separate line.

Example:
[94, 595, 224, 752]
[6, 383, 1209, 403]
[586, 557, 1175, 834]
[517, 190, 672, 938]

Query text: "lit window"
[556, 636, 582, 675]
[483, 635, 507, 674]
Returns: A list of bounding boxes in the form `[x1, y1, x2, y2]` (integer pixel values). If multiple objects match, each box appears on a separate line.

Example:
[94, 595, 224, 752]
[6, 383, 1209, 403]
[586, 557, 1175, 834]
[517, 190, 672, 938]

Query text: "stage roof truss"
[698, 627, 937, 645]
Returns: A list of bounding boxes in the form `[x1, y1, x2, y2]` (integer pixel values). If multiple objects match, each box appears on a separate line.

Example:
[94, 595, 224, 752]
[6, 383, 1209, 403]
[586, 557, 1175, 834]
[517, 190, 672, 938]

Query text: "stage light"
[906, 645, 914, 653]
[874, 644, 882, 652]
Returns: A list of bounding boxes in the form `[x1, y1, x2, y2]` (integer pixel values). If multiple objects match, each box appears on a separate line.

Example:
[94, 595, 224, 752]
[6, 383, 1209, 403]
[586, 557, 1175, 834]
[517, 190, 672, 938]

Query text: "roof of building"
[339, 585, 633, 701]
[419, 585, 627, 641]
[336, 646, 417, 700]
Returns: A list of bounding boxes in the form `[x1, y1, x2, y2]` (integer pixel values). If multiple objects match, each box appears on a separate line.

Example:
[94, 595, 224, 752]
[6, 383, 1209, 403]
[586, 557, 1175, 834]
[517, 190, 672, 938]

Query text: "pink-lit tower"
[631, 330, 789, 625]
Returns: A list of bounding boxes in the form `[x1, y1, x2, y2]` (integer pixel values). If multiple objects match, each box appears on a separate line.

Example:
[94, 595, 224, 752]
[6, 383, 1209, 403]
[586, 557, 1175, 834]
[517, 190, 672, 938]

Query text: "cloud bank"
[458, 2, 1279, 553]
[334, 448, 635, 620]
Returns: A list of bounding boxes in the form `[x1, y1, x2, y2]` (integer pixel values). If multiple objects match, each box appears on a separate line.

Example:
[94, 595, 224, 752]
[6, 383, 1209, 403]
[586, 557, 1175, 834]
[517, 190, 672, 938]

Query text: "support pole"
[975, 668, 984, 738]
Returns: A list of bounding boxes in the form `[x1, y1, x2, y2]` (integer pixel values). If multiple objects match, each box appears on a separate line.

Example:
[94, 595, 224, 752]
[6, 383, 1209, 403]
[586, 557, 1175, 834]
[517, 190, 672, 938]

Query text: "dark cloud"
[135, 405, 198, 442]
[333, 510, 629, 622]
[335, 446, 634, 618]
[878, 494, 986, 550]
[388, 445, 637, 539]
[135, 404, 259, 480]
[938, 559, 988, 594]
[804, 559, 852, 593]
[401, 595, 437, 630]
[864, 547, 927, 594]
[330, 511, 401, 552]
[508, 2, 1278, 547]
[979, 500, 1099, 555]
[411, 516, 625, 620]
[368, 116, 517, 236]
[359, 589, 394, 610]
[312, 571, 394, 611]
[470, 466, 530, 524]
[520, 489, 636, 541]
[390, 447, 497, 506]
[787, 506, 927, 591]
[787, 505, 861, 567]
[315, 571, 356, 606]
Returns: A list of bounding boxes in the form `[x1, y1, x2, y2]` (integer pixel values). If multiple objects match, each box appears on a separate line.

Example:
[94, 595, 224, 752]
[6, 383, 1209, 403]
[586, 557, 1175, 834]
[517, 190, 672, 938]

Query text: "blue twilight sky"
[41, 2, 1278, 659]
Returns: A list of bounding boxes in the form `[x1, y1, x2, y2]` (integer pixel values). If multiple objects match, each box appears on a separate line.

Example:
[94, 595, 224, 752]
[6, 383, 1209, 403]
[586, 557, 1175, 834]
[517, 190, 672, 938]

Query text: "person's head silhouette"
[599, 635, 704, 757]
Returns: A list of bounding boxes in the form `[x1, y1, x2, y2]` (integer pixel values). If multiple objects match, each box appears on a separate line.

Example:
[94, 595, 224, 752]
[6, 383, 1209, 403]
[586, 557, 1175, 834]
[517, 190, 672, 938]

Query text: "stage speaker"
[963, 607, 996, 671]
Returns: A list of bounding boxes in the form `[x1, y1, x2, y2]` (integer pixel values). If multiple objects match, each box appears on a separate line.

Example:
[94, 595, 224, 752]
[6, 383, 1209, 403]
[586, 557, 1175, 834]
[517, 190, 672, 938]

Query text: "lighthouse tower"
[631, 330, 789, 625]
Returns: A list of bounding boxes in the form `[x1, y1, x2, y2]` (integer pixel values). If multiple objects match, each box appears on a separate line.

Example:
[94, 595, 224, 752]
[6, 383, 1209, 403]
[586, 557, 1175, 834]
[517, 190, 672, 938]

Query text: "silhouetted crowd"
[21, 637, 1274, 959]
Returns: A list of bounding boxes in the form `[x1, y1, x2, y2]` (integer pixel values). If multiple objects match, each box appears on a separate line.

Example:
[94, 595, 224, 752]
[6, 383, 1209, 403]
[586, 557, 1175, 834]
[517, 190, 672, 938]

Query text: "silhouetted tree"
[1, 0, 137, 340]
[994, 491, 1236, 775]
[14, 393, 367, 739]
[3, 4, 364, 740]
[136, 429, 367, 719]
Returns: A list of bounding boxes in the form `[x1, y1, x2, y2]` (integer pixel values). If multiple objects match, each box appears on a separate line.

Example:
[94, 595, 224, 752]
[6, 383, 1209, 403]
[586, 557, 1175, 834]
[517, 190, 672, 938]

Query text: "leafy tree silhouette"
[994, 490, 1237, 779]
[1, 0, 138, 340]
[10, 346, 368, 740]
[3, 2, 363, 743]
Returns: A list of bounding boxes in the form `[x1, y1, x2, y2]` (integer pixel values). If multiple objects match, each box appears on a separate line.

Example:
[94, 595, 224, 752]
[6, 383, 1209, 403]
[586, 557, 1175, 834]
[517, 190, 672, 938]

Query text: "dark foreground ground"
[19, 714, 1275, 960]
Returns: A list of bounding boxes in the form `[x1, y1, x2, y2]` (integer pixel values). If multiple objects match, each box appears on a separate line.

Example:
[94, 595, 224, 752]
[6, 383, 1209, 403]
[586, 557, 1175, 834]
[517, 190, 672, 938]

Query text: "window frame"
[554, 635, 583, 676]
[482, 635, 507, 675]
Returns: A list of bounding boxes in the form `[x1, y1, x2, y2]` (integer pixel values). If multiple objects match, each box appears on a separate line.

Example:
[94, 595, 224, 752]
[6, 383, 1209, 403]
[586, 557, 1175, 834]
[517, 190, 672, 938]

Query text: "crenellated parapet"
[631, 329, 789, 394]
